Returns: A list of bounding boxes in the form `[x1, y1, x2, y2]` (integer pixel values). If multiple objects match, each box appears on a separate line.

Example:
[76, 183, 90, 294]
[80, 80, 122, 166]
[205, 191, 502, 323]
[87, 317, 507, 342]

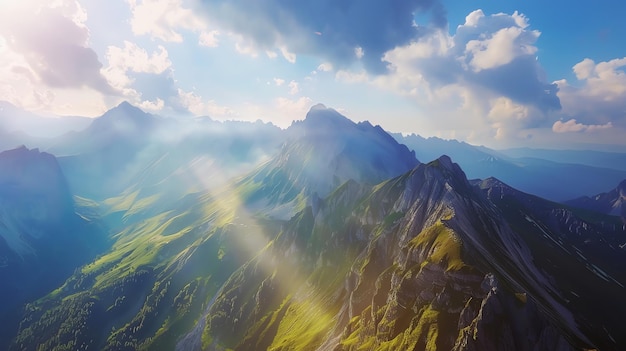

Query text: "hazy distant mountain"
[500, 147, 626, 172]
[565, 179, 626, 222]
[3, 102, 625, 350]
[0, 101, 91, 139]
[49, 101, 158, 156]
[394, 133, 626, 201]
[52, 102, 284, 202]
[10, 110, 626, 350]
[0, 146, 106, 348]
[0, 129, 33, 153]
[238, 104, 419, 219]
[391, 133, 496, 165]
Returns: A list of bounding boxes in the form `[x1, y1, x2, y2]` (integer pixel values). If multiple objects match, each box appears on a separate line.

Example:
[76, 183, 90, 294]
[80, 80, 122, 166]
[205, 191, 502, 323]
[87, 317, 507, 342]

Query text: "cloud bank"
[196, 0, 447, 72]
[0, 0, 115, 110]
[556, 57, 626, 129]
[552, 119, 612, 133]
[359, 10, 561, 143]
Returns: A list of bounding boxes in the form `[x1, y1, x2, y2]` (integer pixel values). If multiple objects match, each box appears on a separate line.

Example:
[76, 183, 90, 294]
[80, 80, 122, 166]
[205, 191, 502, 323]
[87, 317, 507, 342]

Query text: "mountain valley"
[0, 103, 625, 350]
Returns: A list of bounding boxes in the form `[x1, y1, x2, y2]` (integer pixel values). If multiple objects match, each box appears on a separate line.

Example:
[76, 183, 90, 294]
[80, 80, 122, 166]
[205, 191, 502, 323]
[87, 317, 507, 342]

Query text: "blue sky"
[0, 0, 625, 150]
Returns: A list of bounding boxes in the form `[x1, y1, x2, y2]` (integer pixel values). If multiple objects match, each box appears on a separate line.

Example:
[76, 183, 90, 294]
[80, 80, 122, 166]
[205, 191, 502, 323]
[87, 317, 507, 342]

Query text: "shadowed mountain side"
[501, 147, 626, 172]
[0, 147, 107, 349]
[477, 177, 626, 349]
[180, 156, 622, 350]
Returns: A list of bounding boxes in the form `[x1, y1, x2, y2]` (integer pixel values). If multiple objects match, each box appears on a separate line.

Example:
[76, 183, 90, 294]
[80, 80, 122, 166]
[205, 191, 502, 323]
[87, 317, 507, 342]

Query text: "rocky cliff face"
[14, 152, 624, 351]
[10, 150, 625, 350]
[479, 177, 626, 349]
[178, 156, 600, 351]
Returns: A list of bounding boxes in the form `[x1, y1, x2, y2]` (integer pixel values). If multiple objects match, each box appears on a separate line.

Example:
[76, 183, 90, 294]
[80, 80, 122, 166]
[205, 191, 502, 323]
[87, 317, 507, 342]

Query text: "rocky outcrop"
[188, 157, 593, 351]
[320, 158, 581, 351]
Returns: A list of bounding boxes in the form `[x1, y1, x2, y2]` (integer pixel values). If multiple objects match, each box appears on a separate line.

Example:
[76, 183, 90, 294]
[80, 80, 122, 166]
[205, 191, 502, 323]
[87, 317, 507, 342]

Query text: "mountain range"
[565, 180, 626, 223]
[0, 102, 625, 350]
[393, 133, 626, 201]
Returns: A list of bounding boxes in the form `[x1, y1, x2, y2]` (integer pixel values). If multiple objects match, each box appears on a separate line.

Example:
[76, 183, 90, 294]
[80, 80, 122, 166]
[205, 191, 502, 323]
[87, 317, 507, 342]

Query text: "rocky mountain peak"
[88, 101, 155, 135]
[424, 155, 471, 190]
[291, 104, 354, 137]
[564, 178, 626, 219]
[237, 105, 419, 219]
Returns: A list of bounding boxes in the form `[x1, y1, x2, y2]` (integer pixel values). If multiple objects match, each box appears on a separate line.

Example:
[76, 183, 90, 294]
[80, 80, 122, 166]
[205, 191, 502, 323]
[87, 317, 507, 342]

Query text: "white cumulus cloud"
[106, 41, 171, 75]
[137, 98, 165, 112]
[102, 41, 172, 103]
[127, 0, 206, 42]
[0, 0, 114, 114]
[465, 26, 539, 72]
[127, 0, 221, 50]
[368, 9, 559, 143]
[176, 88, 235, 117]
[280, 47, 297, 63]
[317, 63, 333, 72]
[288, 80, 299, 95]
[356, 9, 623, 146]
[194, 0, 447, 72]
[199, 30, 220, 47]
[552, 119, 612, 133]
[556, 57, 626, 129]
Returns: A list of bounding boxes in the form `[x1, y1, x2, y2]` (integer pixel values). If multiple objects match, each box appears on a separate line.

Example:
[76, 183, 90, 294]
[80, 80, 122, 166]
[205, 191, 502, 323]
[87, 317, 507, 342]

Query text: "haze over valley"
[1, 0, 626, 350]
[1, 102, 625, 350]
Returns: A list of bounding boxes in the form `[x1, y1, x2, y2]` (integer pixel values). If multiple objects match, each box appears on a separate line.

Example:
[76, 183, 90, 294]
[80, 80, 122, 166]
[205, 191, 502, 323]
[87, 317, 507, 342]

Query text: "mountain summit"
[286, 104, 419, 191]
[295, 103, 354, 131]
[87, 101, 156, 137]
[239, 105, 419, 218]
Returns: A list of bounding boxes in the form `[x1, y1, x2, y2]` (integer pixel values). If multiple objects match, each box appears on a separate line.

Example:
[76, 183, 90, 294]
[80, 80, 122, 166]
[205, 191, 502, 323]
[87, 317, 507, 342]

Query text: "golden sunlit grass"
[28, 142, 350, 350]
[341, 305, 442, 351]
[103, 189, 140, 213]
[268, 297, 336, 351]
[409, 221, 465, 271]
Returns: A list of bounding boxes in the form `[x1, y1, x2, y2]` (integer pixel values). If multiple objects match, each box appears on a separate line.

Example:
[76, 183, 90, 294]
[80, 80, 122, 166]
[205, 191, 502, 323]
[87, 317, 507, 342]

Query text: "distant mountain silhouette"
[566, 179, 626, 223]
